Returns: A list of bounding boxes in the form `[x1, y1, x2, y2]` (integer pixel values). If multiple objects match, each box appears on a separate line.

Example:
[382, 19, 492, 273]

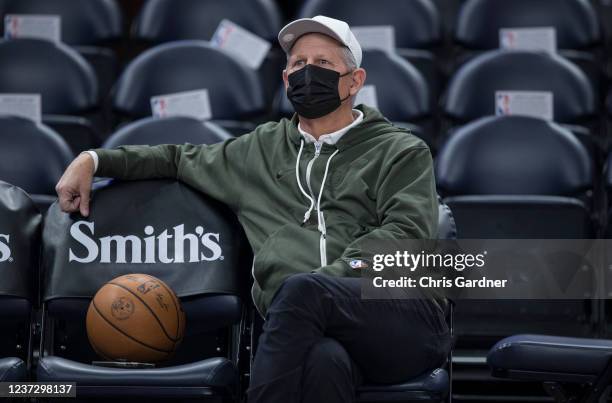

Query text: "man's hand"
[55, 152, 96, 217]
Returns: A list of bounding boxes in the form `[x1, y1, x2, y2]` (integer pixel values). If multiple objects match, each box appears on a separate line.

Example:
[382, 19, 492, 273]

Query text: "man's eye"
[320, 59, 329, 65]
[294, 60, 305, 67]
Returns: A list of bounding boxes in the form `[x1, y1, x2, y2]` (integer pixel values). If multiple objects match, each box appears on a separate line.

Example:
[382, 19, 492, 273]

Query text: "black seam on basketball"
[92, 300, 173, 354]
[139, 274, 181, 340]
[148, 277, 181, 342]
[107, 282, 179, 343]
[137, 274, 182, 350]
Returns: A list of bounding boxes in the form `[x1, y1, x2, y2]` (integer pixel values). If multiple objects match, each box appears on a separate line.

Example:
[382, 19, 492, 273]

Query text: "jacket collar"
[286, 104, 397, 151]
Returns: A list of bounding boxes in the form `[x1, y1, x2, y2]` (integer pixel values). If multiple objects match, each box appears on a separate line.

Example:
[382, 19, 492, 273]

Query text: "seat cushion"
[0, 357, 27, 382]
[38, 356, 237, 389]
[357, 368, 448, 402]
[488, 334, 612, 381]
[0, 297, 31, 321]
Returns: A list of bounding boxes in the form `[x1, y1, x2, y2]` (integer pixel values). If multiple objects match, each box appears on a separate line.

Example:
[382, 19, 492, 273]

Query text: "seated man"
[56, 15, 451, 403]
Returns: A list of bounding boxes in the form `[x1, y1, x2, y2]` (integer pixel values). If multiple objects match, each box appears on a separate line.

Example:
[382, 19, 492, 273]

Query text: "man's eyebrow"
[289, 53, 335, 60]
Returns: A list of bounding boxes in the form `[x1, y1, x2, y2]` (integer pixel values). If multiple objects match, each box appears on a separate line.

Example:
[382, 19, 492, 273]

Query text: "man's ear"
[282, 69, 289, 89]
[349, 68, 366, 96]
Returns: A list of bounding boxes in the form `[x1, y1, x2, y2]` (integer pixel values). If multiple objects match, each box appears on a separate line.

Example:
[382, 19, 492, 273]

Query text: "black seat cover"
[488, 334, 612, 379]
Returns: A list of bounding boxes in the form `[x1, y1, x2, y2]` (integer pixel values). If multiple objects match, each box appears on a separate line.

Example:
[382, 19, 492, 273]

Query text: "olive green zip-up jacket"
[93, 105, 438, 316]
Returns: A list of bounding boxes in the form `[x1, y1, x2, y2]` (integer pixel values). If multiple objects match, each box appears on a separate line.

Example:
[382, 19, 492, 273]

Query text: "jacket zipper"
[304, 141, 329, 266]
[305, 141, 322, 204]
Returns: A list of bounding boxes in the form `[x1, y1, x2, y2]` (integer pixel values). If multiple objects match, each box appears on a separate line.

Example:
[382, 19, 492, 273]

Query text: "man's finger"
[79, 186, 90, 217]
[58, 191, 74, 212]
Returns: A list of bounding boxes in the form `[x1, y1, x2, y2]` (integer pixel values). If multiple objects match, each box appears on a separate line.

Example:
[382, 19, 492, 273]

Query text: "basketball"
[86, 274, 186, 363]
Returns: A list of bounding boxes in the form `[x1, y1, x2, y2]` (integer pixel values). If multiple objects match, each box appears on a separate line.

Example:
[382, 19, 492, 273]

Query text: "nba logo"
[211, 21, 234, 48]
[4, 16, 19, 39]
[152, 98, 167, 117]
[501, 31, 516, 49]
[349, 259, 368, 269]
[496, 93, 511, 116]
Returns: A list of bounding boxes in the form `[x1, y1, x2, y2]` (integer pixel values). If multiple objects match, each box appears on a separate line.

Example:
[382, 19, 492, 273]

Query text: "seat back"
[298, 0, 441, 48]
[436, 116, 595, 343]
[443, 50, 596, 124]
[0, 0, 122, 45]
[112, 41, 266, 121]
[436, 115, 594, 238]
[133, 0, 281, 42]
[0, 116, 73, 202]
[0, 39, 98, 114]
[437, 115, 593, 198]
[455, 0, 600, 50]
[359, 50, 430, 121]
[41, 179, 251, 364]
[0, 181, 41, 360]
[103, 117, 233, 148]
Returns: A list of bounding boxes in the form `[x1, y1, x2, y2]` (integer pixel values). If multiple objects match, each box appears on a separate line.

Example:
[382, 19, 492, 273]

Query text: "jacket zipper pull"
[314, 141, 322, 157]
[317, 210, 326, 236]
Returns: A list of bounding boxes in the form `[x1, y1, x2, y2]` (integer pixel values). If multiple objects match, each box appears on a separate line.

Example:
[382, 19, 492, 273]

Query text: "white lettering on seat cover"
[68, 221, 223, 264]
[0, 234, 10, 262]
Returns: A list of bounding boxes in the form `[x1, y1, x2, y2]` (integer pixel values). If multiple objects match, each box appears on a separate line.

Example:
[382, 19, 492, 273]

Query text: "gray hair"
[339, 46, 357, 71]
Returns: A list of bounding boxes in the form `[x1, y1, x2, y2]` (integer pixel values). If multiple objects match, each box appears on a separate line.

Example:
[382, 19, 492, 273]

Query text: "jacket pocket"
[252, 223, 321, 291]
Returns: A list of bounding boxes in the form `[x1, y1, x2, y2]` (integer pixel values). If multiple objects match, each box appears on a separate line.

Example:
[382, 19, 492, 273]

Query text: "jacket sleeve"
[313, 146, 439, 277]
[92, 136, 250, 212]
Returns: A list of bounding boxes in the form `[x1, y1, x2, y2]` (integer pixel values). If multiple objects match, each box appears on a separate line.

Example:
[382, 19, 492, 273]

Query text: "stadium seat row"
[2, 112, 612, 235]
[0, 37, 611, 155]
[2, 171, 612, 403]
[0, 179, 457, 401]
[0, 0, 608, 49]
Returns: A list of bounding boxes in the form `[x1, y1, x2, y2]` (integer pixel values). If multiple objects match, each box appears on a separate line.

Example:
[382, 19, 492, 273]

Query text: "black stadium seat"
[0, 357, 27, 382]
[0, 39, 98, 114]
[443, 50, 596, 126]
[442, 49, 599, 153]
[0, 0, 123, 103]
[436, 115, 594, 239]
[112, 41, 266, 136]
[103, 116, 233, 148]
[133, 0, 281, 43]
[299, 0, 442, 102]
[359, 50, 430, 116]
[0, 0, 122, 45]
[358, 50, 431, 144]
[0, 39, 102, 153]
[37, 179, 252, 400]
[356, 369, 449, 403]
[132, 0, 283, 103]
[455, 0, 600, 51]
[0, 181, 42, 383]
[299, 0, 441, 49]
[488, 334, 612, 403]
[453, 0, 603, 93]
[0, 116, 73, 210]
[436, 116, 595, 350]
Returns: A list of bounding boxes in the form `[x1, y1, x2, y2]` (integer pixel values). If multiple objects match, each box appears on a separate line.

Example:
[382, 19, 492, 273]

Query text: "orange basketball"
[86, 273, 186, 363]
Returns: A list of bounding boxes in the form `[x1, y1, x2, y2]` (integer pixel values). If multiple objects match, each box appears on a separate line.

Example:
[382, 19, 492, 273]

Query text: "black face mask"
[286, 64, 352, 119]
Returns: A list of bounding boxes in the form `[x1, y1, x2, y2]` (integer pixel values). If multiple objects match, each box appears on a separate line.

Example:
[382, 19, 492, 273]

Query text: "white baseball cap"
[278, 15, 363, 68]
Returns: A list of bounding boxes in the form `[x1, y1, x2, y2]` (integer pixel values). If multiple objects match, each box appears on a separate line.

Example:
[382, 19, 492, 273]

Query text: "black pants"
[247, 273, 451, 403]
